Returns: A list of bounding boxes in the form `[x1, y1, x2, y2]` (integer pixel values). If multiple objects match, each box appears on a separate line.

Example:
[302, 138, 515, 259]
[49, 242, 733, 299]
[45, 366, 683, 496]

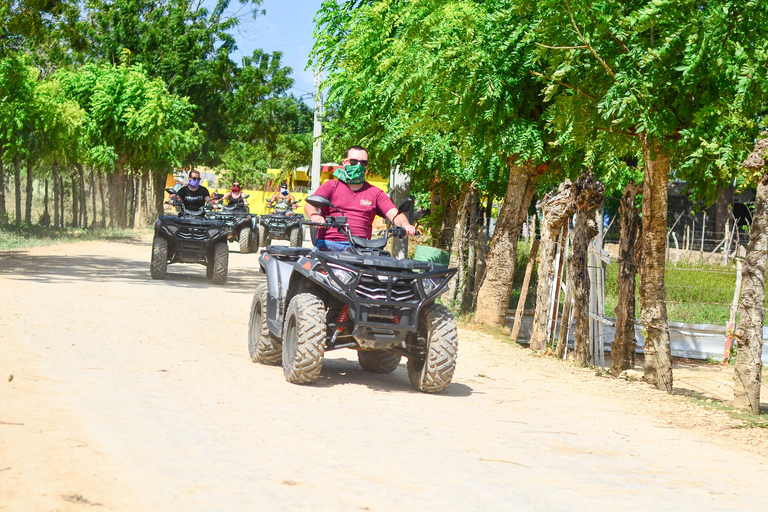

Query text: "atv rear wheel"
[282, 293, 326, 384]
[288, 226, 301, 247]
[248, 283, 282, 365]
[358, 350, 402, 373]
[211, 242, 228, 285]
[150, 236, 168, 280]
[239, 226, 252, 254]
[407, 304, 458, 393]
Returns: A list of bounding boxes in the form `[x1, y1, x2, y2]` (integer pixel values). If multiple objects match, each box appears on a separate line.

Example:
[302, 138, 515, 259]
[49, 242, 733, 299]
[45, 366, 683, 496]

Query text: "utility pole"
[310, 72, 323, 193]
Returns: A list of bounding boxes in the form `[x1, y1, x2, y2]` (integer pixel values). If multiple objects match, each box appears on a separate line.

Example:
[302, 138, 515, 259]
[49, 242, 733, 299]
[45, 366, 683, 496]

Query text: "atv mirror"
[414, 207, 431, 221]
[306, 195, 331, 209]
[165, 188, 177, 195]
[397, 197, 414, 214]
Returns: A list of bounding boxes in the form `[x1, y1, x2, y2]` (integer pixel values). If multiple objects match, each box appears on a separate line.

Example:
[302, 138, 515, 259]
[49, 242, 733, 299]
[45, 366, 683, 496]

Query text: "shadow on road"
[310, 356, 473, 396]
[0, 250, 265, 292]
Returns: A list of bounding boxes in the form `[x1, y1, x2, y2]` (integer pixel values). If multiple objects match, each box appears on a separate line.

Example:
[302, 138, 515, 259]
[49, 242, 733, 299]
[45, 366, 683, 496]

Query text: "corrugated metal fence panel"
[507, 312, 768, 364]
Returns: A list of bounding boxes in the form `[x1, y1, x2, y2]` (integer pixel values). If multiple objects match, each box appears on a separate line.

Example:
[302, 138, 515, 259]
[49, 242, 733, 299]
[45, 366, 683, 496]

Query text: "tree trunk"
[13, 156, 21, 225]
[98, 170, 106, 228]
[474, 158, 538, 325]
[612, 180, 643, 373]
[715, 185, 734, 242]
[59, 174, 66, 227]
[465, 185, 478, 309]
[531, 180, 576, 350]
[555, 274, 574, 359]
[511, 239, 540, 343]
[90, 166, 97, 228]
[733, 141, 768, 413]
[570, 172, 605, 367]
[438, 194, 458, 251]
[153, 169, 167, 220]
[72, 176, 79, 228]
[53, 165, 59, 228]
[472, 223, 489, 311]
[640, 136, 673, 392]
[42, 179, 50, 226]
[0, 159, 6, 223]
[447, 184, 471, 309]
[77, 164, 87, 228]
[24, 156, 33, 224]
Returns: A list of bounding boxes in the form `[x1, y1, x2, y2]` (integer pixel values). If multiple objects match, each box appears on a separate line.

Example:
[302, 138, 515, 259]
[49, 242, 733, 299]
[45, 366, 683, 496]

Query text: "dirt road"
[2, 237, 767, 512]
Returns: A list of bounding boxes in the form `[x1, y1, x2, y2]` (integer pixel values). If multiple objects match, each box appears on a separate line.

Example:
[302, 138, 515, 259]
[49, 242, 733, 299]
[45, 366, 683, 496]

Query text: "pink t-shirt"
[315, 180, 396, 241]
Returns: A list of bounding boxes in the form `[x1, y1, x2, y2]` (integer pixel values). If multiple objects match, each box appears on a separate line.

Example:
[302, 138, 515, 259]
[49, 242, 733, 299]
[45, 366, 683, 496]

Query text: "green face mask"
[334, 164, 366, 184]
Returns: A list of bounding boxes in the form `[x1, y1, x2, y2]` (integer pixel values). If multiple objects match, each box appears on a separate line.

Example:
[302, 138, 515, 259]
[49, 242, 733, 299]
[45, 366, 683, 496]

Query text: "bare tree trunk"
[438, 194, 458, 251]
[511, 240, 540, 343]
[77, 164, 87, 228]
[447, 185, 471, 309]
[13, 156, 21, 225]
[640, 137, 673, 392]
[465, 186, 478, 309]
[72, 176, 79, 228]
[42, 179, 50, 226]
[531, 180, 576, 350]
[90, 166, 97, 228]
[474, 158, 538, 325]
[53, 167, 59, 228]
[0, 159, 6, 223]
[98, 170, 106, 228]
[472, 224, 489, 311]
[555, 274, 574, 359]
[59, 174, 66, 227]
[733, 141, 768, 413]
[570, 172, 605, 367]
[24, 156, 33, 224]
[153, 169, 167, 220]
[612, 180, 643, 373]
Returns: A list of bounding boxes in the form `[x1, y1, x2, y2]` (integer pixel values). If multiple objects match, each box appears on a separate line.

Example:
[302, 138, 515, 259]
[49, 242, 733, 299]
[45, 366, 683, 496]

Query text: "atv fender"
[260, 252, 296, 338]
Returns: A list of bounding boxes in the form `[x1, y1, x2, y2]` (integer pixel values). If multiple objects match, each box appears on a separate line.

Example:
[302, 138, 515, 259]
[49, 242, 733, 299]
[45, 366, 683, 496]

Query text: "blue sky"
[223, 0, 326, 105]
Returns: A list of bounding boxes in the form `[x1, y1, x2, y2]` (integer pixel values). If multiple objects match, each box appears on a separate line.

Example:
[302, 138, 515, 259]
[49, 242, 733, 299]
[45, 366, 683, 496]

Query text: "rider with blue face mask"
[267, 182, 296, 211]
[176, 169, 214, 212]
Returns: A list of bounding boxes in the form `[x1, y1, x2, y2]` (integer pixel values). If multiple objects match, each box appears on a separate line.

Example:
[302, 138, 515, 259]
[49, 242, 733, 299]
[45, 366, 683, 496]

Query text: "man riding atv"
[267, 182, 296, 211]
[303, 145, 415, 251]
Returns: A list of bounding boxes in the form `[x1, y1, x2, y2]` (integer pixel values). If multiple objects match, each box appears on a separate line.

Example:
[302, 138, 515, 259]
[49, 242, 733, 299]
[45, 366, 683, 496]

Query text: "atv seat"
[264, 246, 312, 257]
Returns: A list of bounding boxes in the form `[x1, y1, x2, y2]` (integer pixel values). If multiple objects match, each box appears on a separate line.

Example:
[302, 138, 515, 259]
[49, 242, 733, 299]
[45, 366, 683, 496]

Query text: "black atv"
[210, 196, 260, 254]
[248, 195, 459, 393]
[150, 189, 230, 284]
[258, 200, 304, 247]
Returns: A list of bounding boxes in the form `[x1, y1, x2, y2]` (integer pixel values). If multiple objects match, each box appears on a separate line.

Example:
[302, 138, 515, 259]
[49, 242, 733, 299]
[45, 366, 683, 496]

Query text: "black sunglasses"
[348, 159, 369, 167]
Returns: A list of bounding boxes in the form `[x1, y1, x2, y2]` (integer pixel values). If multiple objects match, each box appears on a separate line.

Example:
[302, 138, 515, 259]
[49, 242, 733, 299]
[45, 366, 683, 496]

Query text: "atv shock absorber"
[336, 305, 350, 333]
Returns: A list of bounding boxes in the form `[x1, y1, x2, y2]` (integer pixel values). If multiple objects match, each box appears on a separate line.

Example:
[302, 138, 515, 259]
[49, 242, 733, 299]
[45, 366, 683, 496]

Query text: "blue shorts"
[313, 240, 351, 252]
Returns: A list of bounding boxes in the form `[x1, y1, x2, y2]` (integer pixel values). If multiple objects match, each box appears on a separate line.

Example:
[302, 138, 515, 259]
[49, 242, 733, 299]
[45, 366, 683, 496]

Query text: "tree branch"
[535, 42, 588, 50]
[564, 0, 616, 79]
[529, 71, 596, 100]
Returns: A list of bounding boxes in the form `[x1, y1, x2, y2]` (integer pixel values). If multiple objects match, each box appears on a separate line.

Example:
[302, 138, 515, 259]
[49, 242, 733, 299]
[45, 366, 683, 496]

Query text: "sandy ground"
[1, 236, 768, 512]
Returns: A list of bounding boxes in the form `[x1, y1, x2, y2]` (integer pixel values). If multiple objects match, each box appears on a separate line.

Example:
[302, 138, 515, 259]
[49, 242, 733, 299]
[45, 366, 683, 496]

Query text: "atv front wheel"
[248, 283, 282, 365]
[150, 237, 168, 280]
[211, 242, 229, 285]
[282, 293, 326, 384]
[358, 350, 402, 373]
[239, 226, 252, 254]
[258, 224, 270, 247]
[407, 304, 458, 393]
[249, 227, 260, 253]
[288, 226, 301, 247]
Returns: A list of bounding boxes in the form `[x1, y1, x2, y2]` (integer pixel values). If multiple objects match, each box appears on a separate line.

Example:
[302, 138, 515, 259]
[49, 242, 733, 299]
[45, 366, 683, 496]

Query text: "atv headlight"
[330, 266, 356, 287]
[422, 276, 446, 295]
[207, 228, 221, 237]
[167, 225, 178, 234]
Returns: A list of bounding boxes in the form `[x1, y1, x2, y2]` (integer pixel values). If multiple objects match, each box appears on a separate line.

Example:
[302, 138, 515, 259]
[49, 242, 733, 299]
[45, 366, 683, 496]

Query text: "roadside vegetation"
[0, 224, 145, 251]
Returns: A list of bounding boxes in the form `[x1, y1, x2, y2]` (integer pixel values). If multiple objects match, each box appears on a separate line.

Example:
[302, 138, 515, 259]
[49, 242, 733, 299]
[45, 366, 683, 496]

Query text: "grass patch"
[683, 390, 768, 428]
[0, 223, 147, 251]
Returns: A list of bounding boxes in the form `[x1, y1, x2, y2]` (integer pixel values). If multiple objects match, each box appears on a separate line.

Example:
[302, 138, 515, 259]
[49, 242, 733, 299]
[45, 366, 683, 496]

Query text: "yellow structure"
[168, 163, 391, 216]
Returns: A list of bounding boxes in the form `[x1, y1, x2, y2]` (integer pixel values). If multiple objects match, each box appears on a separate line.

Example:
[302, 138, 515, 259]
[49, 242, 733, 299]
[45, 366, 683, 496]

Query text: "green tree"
[535, 0, 767, 390]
